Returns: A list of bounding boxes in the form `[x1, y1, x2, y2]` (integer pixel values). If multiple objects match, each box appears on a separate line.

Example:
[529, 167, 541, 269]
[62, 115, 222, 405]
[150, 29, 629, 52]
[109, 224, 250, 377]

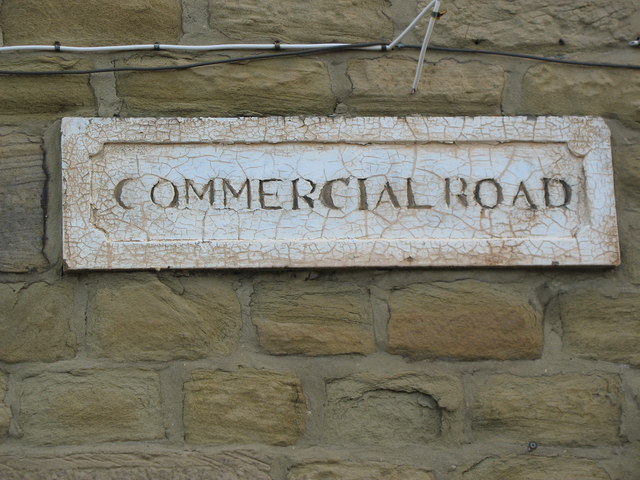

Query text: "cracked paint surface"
[61, 116, 619, 270]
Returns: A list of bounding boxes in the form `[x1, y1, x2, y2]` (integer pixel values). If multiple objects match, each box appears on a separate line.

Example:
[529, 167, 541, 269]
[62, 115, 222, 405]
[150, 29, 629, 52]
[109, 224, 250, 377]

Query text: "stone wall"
[0, 0, 639, 478]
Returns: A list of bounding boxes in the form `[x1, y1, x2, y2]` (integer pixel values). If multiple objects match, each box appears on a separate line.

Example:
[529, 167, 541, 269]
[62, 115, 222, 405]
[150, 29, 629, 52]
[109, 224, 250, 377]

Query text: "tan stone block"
[0, 373, 9, 440]
[430, 0, 638, 51]
[0, 451, 272, 480]
[324, 373, 463, 445]
[521, 64, 640, 125]
[387, 280, 542, 360]
[0, 281, 77, 363]
[0, 56, 95, 118]
[470, 374, 623, 446]
[462, 455, 610, 480]
[559, 290, 640, 366]
[346, 58, 504, 115]
[288, 461, 435, 480]
[184, 369, 306, 446]
[252, 280, 374, 355]
[87, 274, 241, 361]
[19, 369, 164, 445]
[1, 0, 181, 45]
[209, 0, 392, 43]
[0, 132, 47, 272]
[116, 56, 335, 116]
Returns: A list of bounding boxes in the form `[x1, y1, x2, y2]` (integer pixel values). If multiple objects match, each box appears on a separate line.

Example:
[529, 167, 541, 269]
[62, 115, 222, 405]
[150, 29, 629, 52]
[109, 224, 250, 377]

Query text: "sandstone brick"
[19, 370, 164, 445]
[470, 374, 623, 446]
[324, 373, 462, 445]
[184, 369, 306, 445]
[346, 58, 504, 115]
[0, 373, 9, 440]
[117, 56, 335, 116]
[1, 0, 181, 46]
[520, 64, 640, 125]
[288, 461, 434, 480]
[430, 0, 638, 51]
[251, 279, 374, 355]
[619, 209, 640, 284]
[559, 290, 640, 366]
[0, 452, 271, 480]
[209, 0, 392, 43]
[0, 132, 47, 272]
[87, 274, 240, 361]
[0, 57, 95, 118]
[387, 280, 542, 360]
[462, 455, 610, 480]
[0, 281, 77, 363]
[612, 126, 640, 211]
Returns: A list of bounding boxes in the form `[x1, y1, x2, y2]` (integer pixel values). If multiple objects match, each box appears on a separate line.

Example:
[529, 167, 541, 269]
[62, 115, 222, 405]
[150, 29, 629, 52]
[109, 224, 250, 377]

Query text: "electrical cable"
[0, 42, 637, 75]
[0, 43, 386, 75]
[400, 44, 640, 70]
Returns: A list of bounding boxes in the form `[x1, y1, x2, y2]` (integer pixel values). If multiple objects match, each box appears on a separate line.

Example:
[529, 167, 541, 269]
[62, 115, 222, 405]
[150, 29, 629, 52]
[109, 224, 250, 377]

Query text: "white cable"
[410, 0, 440, 94]
[388, 0, 436, 50]
[0, 43, 386, 53]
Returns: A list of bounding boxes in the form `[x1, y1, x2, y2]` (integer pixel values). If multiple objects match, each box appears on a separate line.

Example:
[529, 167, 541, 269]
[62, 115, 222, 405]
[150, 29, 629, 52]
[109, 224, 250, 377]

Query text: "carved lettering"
[185, 179, 214, 205]
[150, 178, 179, 208]
[375, 181, 401, 209]
[406, 178, 433, 209]
[114, 178, 134, 210]
[223, 179, 251, 208]
[320, 178, 350, 210]
[544, 178, 572, 208]
[292, 178, 316, 210]
[357, 178, 369, 211]
[258, 178, 282, 210]
[445, 177, 468, 207]
[474, 178, 503, 209]
[512, 181, 537, 210]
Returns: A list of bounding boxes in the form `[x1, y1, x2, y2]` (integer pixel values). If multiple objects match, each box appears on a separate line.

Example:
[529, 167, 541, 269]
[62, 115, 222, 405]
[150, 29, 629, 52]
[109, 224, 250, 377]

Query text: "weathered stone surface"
[0, 132, 47, 272]
[0, 57, 95, 117]
[462, 455, 610, 480]
[0, 281, 76, 363]
[87, 274, 240, 361]
[62, 116, 618, 269]
[430, 0, 639, 50]
[521, 64, 640, 125]
[1, 0, 182, 45]
[19, 370, 164, 445]
[324, 373, 463, 445]
[0, 373, 9, 440]
[559, 290, 640, 365]
[184, 369, 306, 445]
[470, 374, 623, 446]
[209, 0, 392, 43]
[116, 57, 335, 116]
[252, 279, 373, 355]
[0, 452, 271, 480]
[612, 126, 640, 211]
[388, 280, 542, 360]
[288, 461, 434, 480]
[346, 58, 504, 115]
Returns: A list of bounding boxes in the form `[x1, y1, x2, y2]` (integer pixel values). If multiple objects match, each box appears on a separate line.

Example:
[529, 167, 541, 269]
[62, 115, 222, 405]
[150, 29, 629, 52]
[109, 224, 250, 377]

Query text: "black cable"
[400, 44, 640, 70]
[0, 42, 637, 75]
[0, 43, 385, 75]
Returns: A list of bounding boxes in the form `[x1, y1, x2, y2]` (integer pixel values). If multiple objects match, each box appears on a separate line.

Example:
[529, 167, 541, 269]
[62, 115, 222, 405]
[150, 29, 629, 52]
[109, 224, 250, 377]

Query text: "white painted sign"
[62, 116, 619, 269]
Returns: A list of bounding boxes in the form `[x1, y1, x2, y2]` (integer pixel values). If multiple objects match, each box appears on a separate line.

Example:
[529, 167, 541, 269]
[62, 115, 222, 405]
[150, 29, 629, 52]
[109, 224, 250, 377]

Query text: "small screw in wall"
[528, 441, 538, 451]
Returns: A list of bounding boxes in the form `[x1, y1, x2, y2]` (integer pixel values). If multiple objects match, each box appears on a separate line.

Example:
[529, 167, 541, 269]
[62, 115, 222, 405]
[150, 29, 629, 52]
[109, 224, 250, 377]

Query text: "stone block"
[1, 0, 182, 45]
[0, 281, 77, 363]
[19, 369, 164, 445]
[520, 64, 640, 125]
[0, 451, 271, 480]
[288, 461, 435, 480]
[387, 280, 542, 360]
[0, 57, 95, 118]
[324, 373, 463, 445]
[559, 290, 640, 365]
[184, 369, 306, 446]
[251, 279, 374, 355]
[462, 455, 610, 480]
[346, 58, 504, 115]
[209, 0, 392, 43]
[116, 56, 335, 116]
[87, 274, 241, 361]
[0, 373, 9, 440]
[430, 0, 638, 51]
[0, 132, 47, 272]
[470, 373, 623, 446]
